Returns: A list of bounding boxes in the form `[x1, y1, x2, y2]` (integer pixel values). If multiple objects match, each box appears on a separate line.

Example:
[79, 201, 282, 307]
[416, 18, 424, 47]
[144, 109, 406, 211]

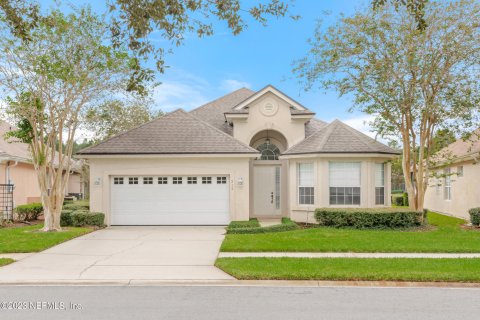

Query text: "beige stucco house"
[0, 120, 84, 217]
[77, 86, 399, 226]
[424, 130, 480, 220]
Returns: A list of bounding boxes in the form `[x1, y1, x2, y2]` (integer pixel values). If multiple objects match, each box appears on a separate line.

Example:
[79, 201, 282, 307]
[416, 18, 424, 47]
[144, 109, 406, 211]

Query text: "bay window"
[329, 162, 361, 205]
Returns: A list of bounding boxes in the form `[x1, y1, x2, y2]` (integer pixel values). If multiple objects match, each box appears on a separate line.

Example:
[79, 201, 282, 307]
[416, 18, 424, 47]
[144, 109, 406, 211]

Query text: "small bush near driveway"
[469, 208, 480, 226]
[71, 211, 105, 227]
[14, 203, 43, 221]
[315, 208, 425, 229]
[229, 219, 260, 229]
[227, 218, 299, 234]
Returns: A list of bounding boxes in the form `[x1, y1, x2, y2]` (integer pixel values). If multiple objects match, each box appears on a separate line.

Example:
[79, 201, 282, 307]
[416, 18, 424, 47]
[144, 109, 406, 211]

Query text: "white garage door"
[110, 175, 230, 225]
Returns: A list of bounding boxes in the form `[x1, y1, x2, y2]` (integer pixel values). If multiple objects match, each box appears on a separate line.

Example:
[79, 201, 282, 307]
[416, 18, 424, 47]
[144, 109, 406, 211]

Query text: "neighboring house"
[424, 129, 480, 220]
[77, 85, 399, 226]
[0, 120, 84, 212]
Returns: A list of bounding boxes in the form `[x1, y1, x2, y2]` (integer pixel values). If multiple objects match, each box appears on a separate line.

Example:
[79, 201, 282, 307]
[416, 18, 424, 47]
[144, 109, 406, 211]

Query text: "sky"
[39, 0, 377, 137]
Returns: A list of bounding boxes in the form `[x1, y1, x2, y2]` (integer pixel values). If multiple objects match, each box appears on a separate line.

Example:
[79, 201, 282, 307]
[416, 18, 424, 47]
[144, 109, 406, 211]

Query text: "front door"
[253, 166, 281, 216]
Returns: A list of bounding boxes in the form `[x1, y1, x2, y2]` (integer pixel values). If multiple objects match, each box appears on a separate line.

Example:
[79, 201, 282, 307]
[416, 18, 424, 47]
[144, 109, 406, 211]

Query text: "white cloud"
[220, 79, 252, 92]
[153, 81, 210, 112]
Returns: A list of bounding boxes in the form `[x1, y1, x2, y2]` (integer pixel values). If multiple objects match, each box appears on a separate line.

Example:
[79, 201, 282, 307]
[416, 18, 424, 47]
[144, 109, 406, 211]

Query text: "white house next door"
[110, 175, 230, 225]
[253, 166, 281, 216]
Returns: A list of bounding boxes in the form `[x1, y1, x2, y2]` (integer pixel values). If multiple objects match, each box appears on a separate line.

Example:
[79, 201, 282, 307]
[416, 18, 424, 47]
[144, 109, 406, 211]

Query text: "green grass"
[0, 258, 14, 267]
[228, 219, 260, 229]
[0, 224, 93, 253]
[216, 257, 480, 282]
[220, 212, 480, 253]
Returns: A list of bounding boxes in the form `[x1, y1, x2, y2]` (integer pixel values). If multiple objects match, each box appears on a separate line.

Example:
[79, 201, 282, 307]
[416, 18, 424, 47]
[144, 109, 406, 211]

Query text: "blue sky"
[40, 0, 375, 136]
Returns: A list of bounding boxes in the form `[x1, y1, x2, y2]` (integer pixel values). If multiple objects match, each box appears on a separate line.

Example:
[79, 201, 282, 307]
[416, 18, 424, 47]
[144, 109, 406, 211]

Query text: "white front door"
[253, 166, 281, 216]
[110, 175, 230, 225]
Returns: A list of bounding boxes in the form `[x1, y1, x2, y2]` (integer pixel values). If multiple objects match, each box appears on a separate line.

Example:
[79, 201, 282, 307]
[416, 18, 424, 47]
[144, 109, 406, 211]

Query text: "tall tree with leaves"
[294, 0, 480, 214]
[0, 7, 152, 231]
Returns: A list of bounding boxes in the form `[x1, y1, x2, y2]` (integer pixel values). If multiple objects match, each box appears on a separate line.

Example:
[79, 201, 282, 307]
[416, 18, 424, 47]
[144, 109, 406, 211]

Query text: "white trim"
[280, 153, 398, 160]
[233, 85, 307, 111]
[77, 153, 260, 159]
[296, 161, 316, 206]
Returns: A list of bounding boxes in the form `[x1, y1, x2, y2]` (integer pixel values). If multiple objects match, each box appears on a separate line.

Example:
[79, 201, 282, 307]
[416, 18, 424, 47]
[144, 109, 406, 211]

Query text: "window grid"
[173, 177, 183, 184]
[444, 168, 451, 200]
[187, 177, 197, 184]
[297, 163, 314, 205]
[158, 177, 168, 184]
[329, 162, 361, 205]
[202, 177, 212, 184]
[329, 187, 361, 205]
[375, 163, 385, 205]
[216, 177, 227, 184]
[143, 177, 153, 185]
[113, 177, 124, 185]
[128, 177, 138, 185]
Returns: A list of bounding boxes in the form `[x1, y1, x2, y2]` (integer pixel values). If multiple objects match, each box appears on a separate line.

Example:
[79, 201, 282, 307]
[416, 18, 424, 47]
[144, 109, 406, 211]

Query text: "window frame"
[216, 176, 227, 184]
[158, 177, 168, 184]
[202, 177, 212, 184]
[113, 177, 124, 185]
[143, 177, 153, 185]
[187, 177, 197, 184]
[328, 161, 362, 206]
[374, 163, 385, 205]
[297, 162, 315, 206]
[172, 177, 183, 185]
[128, 177, 139, 185]
[444, 168, 451, 200]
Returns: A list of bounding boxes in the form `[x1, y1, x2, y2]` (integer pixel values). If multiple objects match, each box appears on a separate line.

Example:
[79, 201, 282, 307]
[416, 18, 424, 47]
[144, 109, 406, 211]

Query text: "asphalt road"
[0, 285, 479, 320]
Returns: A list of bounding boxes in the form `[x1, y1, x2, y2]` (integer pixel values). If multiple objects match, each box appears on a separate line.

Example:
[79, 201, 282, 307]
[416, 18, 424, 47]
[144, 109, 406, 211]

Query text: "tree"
[373, 0, 428, 30]
[0, 7, 152, 231]
[0, 0, 295, 73]
[83, 99, 163, 143]
[293, 0, 480, 214]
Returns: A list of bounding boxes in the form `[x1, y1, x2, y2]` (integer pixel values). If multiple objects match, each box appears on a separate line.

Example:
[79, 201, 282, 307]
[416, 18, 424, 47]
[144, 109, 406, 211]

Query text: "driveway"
[0, 226, 234, 282]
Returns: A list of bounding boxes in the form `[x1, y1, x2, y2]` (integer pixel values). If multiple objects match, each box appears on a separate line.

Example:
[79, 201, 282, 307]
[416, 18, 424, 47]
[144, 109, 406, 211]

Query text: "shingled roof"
[77, 109, 259, 155]
[283, 120, 399, 155]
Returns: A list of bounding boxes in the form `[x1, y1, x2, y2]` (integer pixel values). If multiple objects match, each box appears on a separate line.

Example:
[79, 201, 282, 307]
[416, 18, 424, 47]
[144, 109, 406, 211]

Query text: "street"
[0, 285, 479, 320]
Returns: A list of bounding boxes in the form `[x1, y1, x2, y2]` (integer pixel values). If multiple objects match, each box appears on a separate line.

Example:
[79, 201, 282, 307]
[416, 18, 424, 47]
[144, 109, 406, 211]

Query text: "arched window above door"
[257, 142, 280, 160]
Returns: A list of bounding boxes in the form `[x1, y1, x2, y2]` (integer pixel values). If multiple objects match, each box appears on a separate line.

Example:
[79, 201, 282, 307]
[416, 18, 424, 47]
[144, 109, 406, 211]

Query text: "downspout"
[6, 160, 19, 185]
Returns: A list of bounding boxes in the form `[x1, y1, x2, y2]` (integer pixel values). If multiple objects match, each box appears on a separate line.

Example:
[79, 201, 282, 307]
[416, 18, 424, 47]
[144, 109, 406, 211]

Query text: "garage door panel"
[110, 176, 230, 225]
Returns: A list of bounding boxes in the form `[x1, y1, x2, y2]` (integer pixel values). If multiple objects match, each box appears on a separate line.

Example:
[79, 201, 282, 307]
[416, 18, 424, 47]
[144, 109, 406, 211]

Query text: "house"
[424, 129, 480, 219]
[77, 85, 399, 226]
[0, 120, 84, 214]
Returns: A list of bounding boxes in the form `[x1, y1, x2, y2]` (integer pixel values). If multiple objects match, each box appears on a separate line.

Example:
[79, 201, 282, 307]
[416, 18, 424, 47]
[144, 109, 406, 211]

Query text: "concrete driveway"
[0, 226, 234, 283]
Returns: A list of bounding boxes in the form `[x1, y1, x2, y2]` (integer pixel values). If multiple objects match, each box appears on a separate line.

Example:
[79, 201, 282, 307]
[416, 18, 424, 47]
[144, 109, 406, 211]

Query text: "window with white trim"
[444, 168, 451, 200]
[143, 177, 153, 184]
[158, 177, 168, 184]
[297, 163, 314, 205]
[375, 163, 385, 205]
[128, 177, 138, 185]
[187, 177, 197, 184]
[217, 177, 227, 184]
[202, 177, 212, 184]
[329, 162, 361, 205]
[113, 177, 124, 185]
[173, 177, 182, 184]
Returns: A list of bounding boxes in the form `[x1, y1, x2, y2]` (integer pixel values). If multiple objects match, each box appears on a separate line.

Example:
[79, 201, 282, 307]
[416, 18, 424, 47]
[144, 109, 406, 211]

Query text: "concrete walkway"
[218, 252, 480, 258]
[0, 226, 234, 283]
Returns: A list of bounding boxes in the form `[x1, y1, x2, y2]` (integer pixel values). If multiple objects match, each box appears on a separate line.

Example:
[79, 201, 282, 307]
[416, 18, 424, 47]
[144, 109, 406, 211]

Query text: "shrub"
[469, 207, 480, 226]
[14, 203, 43, 221]
[226, 217, 299, 234]
[402, 192, 409, 207]
[228, 219, 260, 229]
[71, 211, 105, 227]
[62, 203, 89, 211]
[60, 210, 74, 227]
[314, 208, 424, 229]
[394, 196, 404, 206]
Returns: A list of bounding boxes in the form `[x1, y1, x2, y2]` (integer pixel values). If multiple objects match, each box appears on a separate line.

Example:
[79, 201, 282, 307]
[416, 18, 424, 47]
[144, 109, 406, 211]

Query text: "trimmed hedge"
[60, 210, 74, 227]
[229, 219, 260, 229]
[315, 208, 425, 229]
[62, 203, 90, 211]
[226, 218, 299, 234]
[71, 211, 105, 227]
[469, 207, 480, 226]
[14, 203, 43, 221]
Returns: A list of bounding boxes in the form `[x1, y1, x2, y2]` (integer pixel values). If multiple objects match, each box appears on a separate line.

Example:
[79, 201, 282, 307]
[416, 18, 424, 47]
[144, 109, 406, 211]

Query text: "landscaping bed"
[226, 218, 299, 234]
[216, 257, 480, 282]
[220, 212, 480, 253]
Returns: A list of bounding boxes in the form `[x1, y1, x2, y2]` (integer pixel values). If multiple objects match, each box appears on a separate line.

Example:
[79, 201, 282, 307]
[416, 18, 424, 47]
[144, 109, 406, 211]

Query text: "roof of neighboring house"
[77, 109, 259, 155]
[283, 119, 400, 155]
[432, 129, 480, 162]
[0, 120, 31, 162]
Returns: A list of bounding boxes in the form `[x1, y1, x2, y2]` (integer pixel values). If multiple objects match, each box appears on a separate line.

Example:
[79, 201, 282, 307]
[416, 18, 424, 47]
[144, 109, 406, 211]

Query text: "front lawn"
[0, 224, 93, 253]
[216, 257, 480, 282]
[221, 212, 480, 253]
[0, 258, 14, 267]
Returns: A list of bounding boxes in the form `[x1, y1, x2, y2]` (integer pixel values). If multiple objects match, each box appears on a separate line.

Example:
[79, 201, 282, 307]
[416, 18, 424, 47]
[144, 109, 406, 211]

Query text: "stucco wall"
[231, 92, 309, 149]
[424, 160, 480, 220]
[0, 162, 41, 206]
[287, 155, 393, 223]
[88, 156, 252, 225]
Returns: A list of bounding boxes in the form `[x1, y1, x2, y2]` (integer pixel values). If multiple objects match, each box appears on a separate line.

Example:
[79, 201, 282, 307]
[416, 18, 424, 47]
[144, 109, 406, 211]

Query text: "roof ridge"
[77, 109, 178, 154]
[189, 87, 255, 114]
[185, 111, 258, 153]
